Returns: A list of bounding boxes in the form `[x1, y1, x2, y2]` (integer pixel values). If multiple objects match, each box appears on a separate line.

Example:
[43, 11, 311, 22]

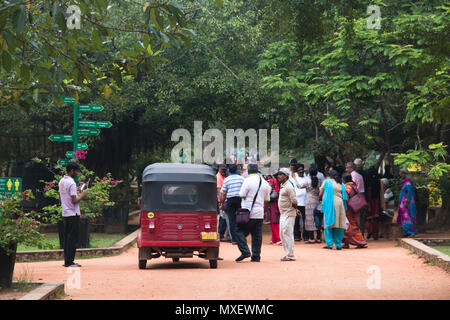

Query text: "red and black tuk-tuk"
[137, 163, 220, 269]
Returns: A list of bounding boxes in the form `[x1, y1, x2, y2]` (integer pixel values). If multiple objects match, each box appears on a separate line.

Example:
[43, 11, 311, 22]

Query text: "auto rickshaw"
[137, 163, 220, 269]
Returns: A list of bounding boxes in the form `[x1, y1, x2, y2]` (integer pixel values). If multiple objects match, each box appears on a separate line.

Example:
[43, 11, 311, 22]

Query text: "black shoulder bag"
[236, 177, 262, 225]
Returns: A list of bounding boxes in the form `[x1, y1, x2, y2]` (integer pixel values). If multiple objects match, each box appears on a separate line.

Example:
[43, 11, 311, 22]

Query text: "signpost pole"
[72, 100, 79, 184]
[73, 102, 79, 157]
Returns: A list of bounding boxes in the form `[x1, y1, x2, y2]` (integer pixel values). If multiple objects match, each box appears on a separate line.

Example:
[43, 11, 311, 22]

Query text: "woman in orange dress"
[342, 173, 367, 248]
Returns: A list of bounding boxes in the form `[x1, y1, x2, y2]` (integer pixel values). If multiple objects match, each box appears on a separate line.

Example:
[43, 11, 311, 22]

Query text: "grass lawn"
[17, 233, 126, 252]
[432, 246, 450, 256]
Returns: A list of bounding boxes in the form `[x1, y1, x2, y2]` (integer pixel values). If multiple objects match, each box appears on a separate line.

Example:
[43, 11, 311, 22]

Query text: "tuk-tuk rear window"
[162, 184, 198, 205]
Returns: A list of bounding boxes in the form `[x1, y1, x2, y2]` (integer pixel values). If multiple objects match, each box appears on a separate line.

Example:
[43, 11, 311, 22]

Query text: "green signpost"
[66, 151, 75, 158]
[78, 120, 112, 128]
[0, 177, 22, 200]
[62, 96, 75, 103]
[57, 159, 70, 166]
[78, 104, 104, 112]
[77, 142, 88, 150]
[48, 96, 112, 170]
[78, 128, 100, 136]
[49, 134, 74, 142]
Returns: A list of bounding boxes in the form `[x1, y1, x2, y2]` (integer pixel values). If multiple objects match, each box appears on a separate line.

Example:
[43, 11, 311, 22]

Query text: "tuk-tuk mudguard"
[139, 247, 152, 260]
[140, 240, 219, 247]
[205, 247, 219, 260]
[139, 243, 219, 260]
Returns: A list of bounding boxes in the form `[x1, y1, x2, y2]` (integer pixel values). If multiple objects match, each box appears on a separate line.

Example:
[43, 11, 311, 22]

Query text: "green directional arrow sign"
[78, 128, 100, 136]
[77, 142, 88, 150]
[61, 96, 75, 103]
[48, 134, 73, 142]
[57, 159, 70, 166]
[78, 120, 112, 128]
[66, 151, 75, 158]
[77, 104, 104, 112]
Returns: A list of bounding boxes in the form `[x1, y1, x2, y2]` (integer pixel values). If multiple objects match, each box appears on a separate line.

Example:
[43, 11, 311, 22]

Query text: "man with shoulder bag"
[234, 164, 271, 262]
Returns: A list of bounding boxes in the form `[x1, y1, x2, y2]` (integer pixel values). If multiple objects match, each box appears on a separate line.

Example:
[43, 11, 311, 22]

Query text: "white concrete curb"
[399, 238, 450, 273]
[19, 282, 65, 300]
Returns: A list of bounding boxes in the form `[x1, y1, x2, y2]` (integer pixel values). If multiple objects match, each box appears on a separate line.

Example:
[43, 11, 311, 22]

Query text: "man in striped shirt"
[220, 164, 245, 244]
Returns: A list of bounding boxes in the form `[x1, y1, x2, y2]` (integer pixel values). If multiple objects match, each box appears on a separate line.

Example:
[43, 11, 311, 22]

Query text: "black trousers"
[225, 197, 241, 242]
[359, 207, 368, 235]
[294, 206, 305, 240]
[63, 215, 79, 266]
[235, 219, 263, 260]
[218, 216, 227, 238]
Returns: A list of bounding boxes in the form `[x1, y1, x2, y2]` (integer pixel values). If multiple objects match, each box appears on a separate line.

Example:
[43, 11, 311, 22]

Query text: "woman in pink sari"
[397, 169, 418, 236]
[342, 173, 367, 248]
[268, 175, 282, 244]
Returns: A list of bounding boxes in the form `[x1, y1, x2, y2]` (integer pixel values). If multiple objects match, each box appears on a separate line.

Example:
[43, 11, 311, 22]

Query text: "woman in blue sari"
[397, 168, 418, 236]
[319, 170, 348, 250]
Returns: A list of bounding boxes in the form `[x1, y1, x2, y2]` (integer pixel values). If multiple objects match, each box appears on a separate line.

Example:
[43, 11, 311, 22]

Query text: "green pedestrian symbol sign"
[0, 177, 22, 199]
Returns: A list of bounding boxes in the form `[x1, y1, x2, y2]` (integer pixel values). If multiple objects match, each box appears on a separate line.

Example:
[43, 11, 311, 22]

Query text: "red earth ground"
[14, 233, 450, 300]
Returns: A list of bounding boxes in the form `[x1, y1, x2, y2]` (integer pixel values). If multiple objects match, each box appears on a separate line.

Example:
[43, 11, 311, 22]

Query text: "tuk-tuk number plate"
[201, 232, 218, 241]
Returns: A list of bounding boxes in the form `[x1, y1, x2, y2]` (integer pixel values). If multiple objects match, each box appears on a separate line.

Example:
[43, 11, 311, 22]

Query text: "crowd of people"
[216, 158, 419, 262]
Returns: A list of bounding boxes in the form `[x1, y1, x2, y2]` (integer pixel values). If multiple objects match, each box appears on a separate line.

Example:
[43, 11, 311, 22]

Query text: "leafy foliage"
[40, 160, 120, 223]
[0, 0, 193, 111]
[0, 191, 44, 254]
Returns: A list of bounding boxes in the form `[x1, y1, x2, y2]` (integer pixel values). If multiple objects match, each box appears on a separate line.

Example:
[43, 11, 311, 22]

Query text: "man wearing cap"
[235, 164, 271, 262]
[277, 168, 300, 261]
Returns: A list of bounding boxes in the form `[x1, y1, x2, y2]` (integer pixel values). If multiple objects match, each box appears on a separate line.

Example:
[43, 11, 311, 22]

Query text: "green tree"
[0, 0, 193, 111]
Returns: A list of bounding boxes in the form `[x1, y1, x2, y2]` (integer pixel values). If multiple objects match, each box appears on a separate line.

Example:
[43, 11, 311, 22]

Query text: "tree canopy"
[0, 0, 448, 189]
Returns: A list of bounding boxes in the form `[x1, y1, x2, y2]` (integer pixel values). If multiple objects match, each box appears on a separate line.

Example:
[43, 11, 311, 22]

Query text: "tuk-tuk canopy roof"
[142, 163, 216, 183]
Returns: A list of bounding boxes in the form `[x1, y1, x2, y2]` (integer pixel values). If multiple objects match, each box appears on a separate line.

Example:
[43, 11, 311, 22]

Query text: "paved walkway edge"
[16, 228, 141, 262]
[129, 210, 140, 217]
[19, 282, 65, 300]
[399, 238, 450, 273]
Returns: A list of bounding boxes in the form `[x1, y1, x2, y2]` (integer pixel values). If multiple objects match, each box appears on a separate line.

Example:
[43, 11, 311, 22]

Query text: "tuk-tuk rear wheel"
[209, 260, 217, 269]
[139, 259, 147, 269]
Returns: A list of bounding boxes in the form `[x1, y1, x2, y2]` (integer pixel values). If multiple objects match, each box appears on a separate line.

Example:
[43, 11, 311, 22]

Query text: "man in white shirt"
[235, 164, 271, 262]
[59, 162, 88, 268]
[290, 163, 307, 241]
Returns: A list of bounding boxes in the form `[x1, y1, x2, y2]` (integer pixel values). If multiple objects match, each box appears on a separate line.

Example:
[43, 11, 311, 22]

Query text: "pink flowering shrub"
[74, 149, 88, 160]
[42, 160, 120, 224]
[0, 191, 44, 255]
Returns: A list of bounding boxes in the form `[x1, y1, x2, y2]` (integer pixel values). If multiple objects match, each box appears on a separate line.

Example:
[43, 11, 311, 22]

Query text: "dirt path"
[14, 234, 450, 300]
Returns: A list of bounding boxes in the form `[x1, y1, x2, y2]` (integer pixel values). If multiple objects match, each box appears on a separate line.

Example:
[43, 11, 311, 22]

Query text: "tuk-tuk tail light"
[149, 220, 156, 230]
